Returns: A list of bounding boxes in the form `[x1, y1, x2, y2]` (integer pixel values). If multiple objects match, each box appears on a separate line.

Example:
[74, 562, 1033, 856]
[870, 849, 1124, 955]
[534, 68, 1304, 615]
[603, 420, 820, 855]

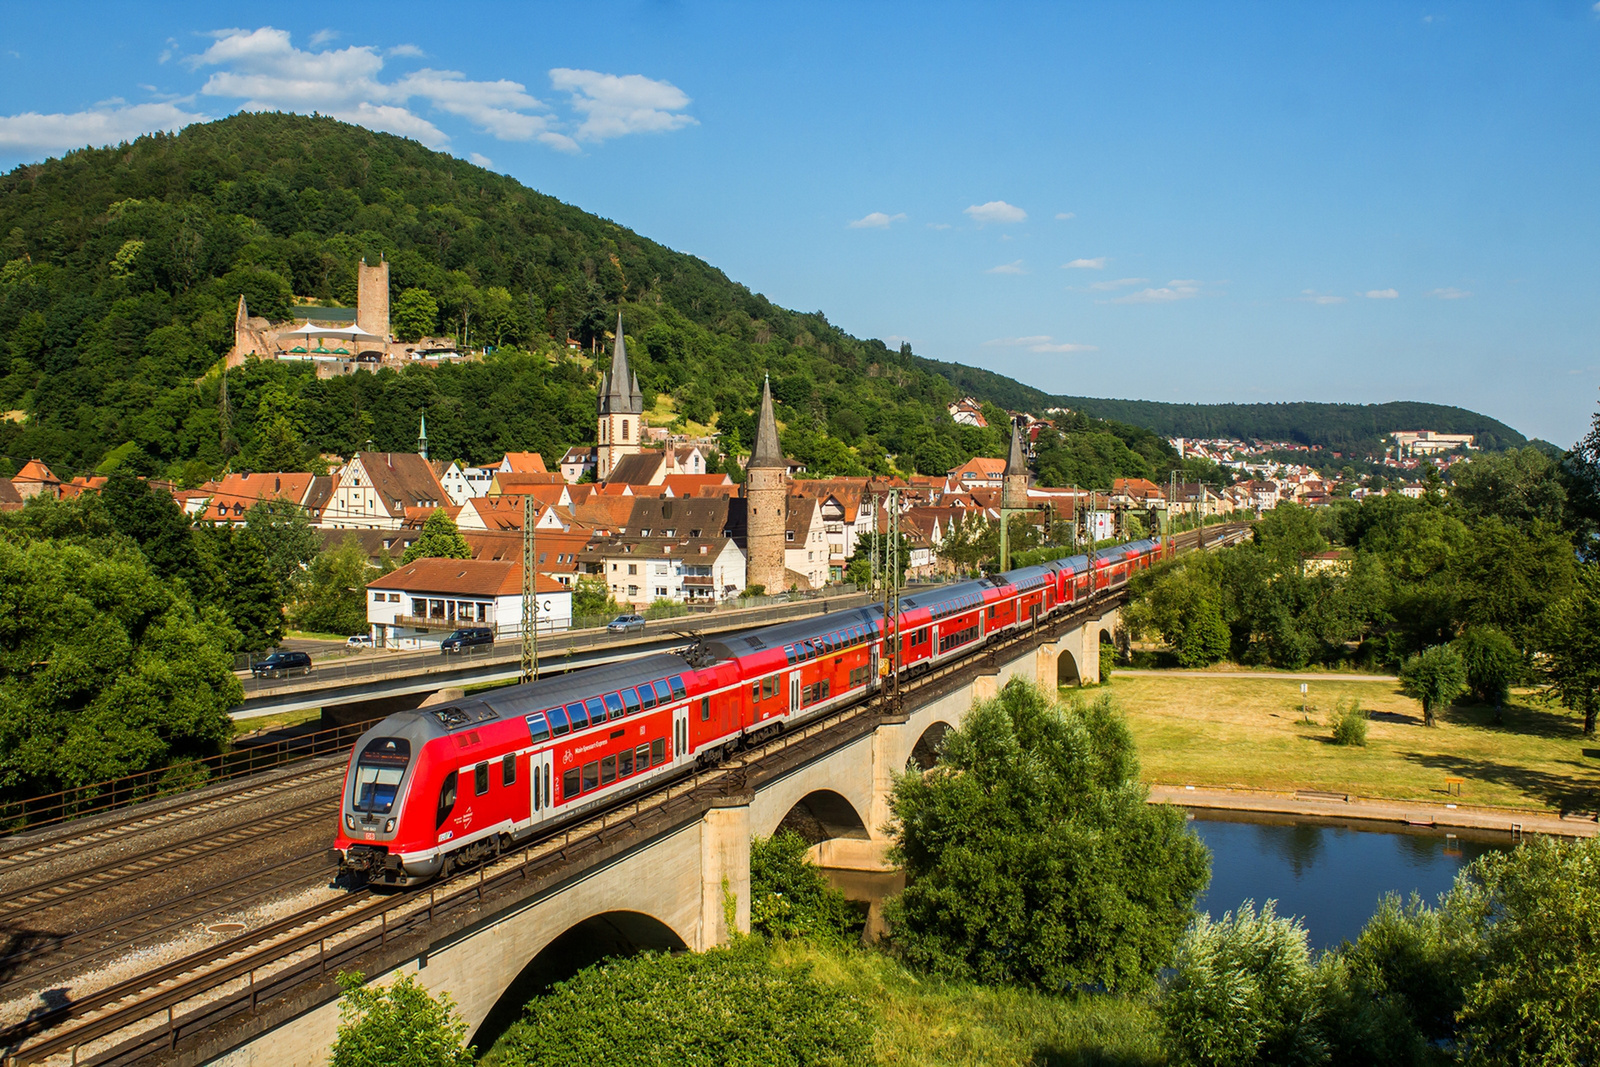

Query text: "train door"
[529, 749, 554, 822]
[870, 642, 881, 688]
[789, 671, 802, 715]
[673, 705, 690, 764]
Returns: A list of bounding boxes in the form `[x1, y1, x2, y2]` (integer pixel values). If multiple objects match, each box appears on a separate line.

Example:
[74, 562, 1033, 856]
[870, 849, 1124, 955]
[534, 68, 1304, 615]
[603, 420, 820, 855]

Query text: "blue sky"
[1, 3, 1596, 445]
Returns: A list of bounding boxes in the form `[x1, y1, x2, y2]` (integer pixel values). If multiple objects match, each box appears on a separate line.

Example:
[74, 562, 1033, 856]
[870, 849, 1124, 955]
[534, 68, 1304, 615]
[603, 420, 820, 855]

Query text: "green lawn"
[1100, 673, 1600, 813]
[231, 707, 322, 738]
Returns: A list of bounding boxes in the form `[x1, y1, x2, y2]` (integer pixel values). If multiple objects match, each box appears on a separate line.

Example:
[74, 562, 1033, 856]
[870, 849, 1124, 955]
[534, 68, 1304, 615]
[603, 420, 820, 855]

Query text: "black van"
[440, 627, 494, 653]
[250, 650, 313, 677]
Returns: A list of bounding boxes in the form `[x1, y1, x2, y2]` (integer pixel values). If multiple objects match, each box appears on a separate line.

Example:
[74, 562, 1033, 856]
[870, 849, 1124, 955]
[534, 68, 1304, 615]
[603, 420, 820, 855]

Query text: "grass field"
[1100, 673, 1600, 813]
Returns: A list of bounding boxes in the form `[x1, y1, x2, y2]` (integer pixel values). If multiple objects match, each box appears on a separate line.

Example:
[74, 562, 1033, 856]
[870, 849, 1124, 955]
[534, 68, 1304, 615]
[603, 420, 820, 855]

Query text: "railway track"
[0, 526, 1253, 1065]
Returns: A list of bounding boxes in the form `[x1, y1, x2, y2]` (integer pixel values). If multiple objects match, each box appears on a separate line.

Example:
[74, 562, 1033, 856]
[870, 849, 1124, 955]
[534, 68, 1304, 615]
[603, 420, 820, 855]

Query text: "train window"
[651, 737, 667, 766]
[531, 766, 540, 811]
[566, 702, 588, 730]
[604, 693, 624, 720]
[352, 737, 410, 815]
[619, 748, 634, 776]
[544, 768, 552, 808]
[700, 696, 710, 721]
[638, 683, 657, 710]
[752, 683, 761, 702]
[474, 762, 489, 796]
[654, 680, 672, 704]
[601, 756, 617, 785]
[526, 714, 551, 744]
[669, 676, 688, 701]
[621, 688, 641, 715]
[585, 697, 606, 724]
[435, 771, 458, 829]
[562, 768, 579, 800]
[546, 706, 571, 736]
[581, 761, 600, 792]
[762, 676, 779, 700]
[636, 743, 651, 768]
[501, 753, 516, 787]
[784, 645, 797, 665]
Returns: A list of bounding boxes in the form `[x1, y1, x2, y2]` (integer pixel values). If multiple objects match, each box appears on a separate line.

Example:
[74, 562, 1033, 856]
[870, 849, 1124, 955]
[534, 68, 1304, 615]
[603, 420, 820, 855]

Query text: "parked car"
[606, 614, 647, 634]
[250, 650, 313, 678]
[346, 634, 374, 649]
[440, 627, 494, 653]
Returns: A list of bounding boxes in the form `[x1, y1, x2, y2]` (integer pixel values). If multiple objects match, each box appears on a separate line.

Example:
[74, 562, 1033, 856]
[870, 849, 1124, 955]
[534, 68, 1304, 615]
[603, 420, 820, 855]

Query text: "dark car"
[606, 614, 646, 634]
[250, 650, 313, 678]
[440, 627, 494, 653]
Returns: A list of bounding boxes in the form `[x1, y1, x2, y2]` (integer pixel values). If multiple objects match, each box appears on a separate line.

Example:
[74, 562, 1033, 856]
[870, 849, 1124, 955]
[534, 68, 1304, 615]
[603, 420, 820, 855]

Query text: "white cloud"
[965, 200, 1027, 225]
[309, 29, 339, 47]
[1111, 280, 1202, 304]
[1298, 289, 1346, 305]
[0, 101, 207, 152]
[549, 68, 696, 142]
[1428, 286, 1471, 300]
[1087, 276, 1147, 291]
[1364, 288, 1399, 299]
[396, 68, 570, 147]
[468, 151, 493, 168]
[986, 260, 1027, 275]
[1062, 257, 1106, 270]
[388, 44, 425, 58]
[848, 211, 906, 229]
[984, 335, 1097, 353]
[1055, 212, 1075, 220]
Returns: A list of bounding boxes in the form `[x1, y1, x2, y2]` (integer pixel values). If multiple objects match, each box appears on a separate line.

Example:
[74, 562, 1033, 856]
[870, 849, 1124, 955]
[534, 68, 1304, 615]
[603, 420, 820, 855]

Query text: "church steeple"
[417, 408, 429, 461]
[596, 311, 645, 482]
[749, 375, 783, 469]
[599, 312, 640, 416]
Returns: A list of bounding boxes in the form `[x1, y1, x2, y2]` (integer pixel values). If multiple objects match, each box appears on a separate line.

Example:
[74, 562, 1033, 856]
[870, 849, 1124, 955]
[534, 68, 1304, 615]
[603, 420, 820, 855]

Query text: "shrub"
[750, 831, 856, 942]
[1330, 698, 1368, 746]
[1398, 645, 1467, 727]
[1453, 626, 1521, 706]
[1159, 900, 1328, 1067]
[330, 971, 474, 1067]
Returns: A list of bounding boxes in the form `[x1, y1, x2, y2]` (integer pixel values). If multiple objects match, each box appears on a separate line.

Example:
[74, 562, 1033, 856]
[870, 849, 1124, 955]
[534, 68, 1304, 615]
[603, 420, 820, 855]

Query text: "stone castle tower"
[745, 375, 788, 594]
[1001, 416, 1030, 510]
[357, 257, 390, 340]
[596, 313, 644, 481]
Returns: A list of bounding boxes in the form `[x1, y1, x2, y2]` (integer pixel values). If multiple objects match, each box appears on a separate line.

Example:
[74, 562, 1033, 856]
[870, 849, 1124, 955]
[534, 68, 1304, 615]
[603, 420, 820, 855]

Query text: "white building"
[365, 557, 571, 650]
[582, 537, 747, 608]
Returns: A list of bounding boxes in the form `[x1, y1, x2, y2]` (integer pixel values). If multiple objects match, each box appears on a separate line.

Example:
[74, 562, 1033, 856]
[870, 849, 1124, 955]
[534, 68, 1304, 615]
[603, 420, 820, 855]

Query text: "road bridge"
[128, 602, 1121, 1067]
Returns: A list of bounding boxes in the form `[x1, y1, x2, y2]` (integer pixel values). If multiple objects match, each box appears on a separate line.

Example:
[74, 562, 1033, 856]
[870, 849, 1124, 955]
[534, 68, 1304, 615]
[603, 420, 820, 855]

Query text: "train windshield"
[352, 737, 411, 814]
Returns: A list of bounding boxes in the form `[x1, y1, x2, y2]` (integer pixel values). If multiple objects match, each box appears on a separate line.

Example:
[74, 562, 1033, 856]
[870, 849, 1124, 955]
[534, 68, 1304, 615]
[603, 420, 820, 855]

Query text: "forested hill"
[0, 111, 1520, 488]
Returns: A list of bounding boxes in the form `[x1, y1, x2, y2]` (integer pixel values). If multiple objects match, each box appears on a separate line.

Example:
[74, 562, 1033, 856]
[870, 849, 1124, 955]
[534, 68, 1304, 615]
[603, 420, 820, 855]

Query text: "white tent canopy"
[282, 321, 384, 341]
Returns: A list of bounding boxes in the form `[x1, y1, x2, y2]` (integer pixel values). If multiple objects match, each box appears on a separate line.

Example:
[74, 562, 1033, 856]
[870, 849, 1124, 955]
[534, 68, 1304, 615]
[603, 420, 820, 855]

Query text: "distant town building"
[1391, 430, 1476, 457]
[365, 558, 571, 650]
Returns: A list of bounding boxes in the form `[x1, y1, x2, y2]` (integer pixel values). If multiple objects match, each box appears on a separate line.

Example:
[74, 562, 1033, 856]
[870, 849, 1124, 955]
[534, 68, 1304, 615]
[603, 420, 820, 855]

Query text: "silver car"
[606, 614, 646, 634]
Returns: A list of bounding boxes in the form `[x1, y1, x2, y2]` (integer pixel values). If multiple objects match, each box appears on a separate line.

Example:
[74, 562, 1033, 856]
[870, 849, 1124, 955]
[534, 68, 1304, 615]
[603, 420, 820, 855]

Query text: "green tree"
[241, 499, 319, 601]
[402, 508, 471, 563]
[1126, 559, 1232, 667]
[1159, 900, 1328, 1067]
[886, 680, 1209, 992]
[1453, 626, 1520, 707]
[571, 574, 620, 620]
[1543, 563, 1600, 736]
[1449, 447, 1567, 530]
[392, 287, 440, 342]
[294, 537, 383, 636]
[749, 831, 856, 942]
[1398, 645, 1467, 727]
[489, 940, 871, 1067]
[330, 971, 474, 1067]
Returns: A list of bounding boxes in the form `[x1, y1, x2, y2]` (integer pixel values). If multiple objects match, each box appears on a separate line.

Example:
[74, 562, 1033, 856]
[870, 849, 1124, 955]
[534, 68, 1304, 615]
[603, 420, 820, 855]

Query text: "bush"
[1099, 642, 1116, 681]
[1330, 698, 1368, 746]
[330, 971, 474, 1067]
[1398, 645, 1467, 727]
[1159, 900, 1328, 1067]
[485, 939, 870, 1066]
[750, 831, 857, 942]
[886, 681, 1210, 993]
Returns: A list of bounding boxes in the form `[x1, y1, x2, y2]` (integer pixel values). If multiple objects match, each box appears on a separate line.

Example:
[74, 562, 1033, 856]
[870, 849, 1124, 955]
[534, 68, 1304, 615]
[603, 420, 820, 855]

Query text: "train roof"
[477, 652, 694, 721]
[704, 603, 884, 662]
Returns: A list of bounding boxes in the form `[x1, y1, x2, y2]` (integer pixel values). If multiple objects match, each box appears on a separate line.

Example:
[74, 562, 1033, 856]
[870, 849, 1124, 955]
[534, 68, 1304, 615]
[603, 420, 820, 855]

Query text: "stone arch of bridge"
[772, 788, 871, 845]
[471, 909, 688, 1050]
[906, 720, 954, 772]
[1057, 647, 1082, 687]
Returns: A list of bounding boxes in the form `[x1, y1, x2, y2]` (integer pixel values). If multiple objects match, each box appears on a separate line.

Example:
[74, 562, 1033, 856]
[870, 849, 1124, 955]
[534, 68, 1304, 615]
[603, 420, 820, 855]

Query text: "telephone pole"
[521, 494, 539, 683]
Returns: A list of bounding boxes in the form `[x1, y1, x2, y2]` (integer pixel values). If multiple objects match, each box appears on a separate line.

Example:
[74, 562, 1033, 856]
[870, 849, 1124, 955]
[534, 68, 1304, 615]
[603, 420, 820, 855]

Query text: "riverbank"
[1152, 784, 1597, 838]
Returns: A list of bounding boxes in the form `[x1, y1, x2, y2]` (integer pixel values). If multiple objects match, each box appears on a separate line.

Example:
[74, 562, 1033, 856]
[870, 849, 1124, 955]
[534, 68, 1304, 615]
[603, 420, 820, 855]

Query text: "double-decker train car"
[335, 536, 1168, 885]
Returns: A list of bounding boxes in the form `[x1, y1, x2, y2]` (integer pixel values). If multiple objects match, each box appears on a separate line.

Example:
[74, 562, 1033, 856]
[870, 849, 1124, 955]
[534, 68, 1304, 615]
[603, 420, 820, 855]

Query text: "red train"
[337, 538, 1165, 885]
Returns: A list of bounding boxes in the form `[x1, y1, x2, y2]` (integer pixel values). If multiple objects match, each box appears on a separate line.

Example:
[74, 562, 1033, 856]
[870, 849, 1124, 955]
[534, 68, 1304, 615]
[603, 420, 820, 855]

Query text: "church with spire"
[596, 312, 645, 482]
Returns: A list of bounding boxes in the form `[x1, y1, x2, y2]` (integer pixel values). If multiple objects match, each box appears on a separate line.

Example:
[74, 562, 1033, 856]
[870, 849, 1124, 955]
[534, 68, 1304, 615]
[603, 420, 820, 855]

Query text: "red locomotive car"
[336, 538, 1164, 885]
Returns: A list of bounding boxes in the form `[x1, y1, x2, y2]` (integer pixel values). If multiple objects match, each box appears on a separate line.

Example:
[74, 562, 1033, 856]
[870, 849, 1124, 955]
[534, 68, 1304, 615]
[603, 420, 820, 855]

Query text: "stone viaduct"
[204, 605, 1119, 1067]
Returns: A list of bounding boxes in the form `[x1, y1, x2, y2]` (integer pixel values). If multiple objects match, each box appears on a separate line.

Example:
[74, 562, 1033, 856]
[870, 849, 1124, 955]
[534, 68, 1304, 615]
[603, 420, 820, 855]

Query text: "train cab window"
[585, 697, 606, 725]
[669, 676, 688, 701]
[638, 683, 657, 710]
[653, 680, 672, 705]
[566, 702, 588, 730]
[651, 737, 667, 766]
[526, 713, 552, 744]
[352, 737, 411, 815]
[601, 755, 617, 785]
[435, 771, 458, 828]
[546, 705, 571, 736]
[619, 748, 635, 776]
[621, 688, 641, 715]
[562, 768, 580, 800]
[635, 743, 651, 769]
[501, 753, 516, 787]
[474, 762, 490, 796]
[604, 693, 624, 720]
[581, 760, 600, 792]
[700, 696, 710, 721]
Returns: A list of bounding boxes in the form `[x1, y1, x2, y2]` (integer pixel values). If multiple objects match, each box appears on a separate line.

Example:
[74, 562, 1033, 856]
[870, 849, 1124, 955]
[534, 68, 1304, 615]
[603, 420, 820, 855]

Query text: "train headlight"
[345, 815, 355, 831]
[385, 819, 395, 833]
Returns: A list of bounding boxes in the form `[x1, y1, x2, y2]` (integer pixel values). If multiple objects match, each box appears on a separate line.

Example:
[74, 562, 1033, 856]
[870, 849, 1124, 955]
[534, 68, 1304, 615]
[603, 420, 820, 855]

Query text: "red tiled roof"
[367, 557, 564, 597]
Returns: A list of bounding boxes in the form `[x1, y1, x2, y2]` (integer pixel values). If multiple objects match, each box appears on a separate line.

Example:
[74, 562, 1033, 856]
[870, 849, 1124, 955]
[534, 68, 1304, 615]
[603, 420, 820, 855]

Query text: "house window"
[786, 531, 795, 542]
[628, 585, 638, 597]
[628, 564, 638, 575]
[656, 586, 667, 597]
[373, 591, 384, 602]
